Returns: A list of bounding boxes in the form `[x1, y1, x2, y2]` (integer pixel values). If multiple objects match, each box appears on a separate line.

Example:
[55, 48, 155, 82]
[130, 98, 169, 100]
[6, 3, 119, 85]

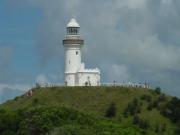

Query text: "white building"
[63, 18, 100, 86]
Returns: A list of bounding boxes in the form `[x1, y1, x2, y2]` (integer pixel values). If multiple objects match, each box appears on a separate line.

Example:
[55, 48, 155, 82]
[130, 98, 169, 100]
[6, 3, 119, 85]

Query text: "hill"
[0, 86, 180, 135]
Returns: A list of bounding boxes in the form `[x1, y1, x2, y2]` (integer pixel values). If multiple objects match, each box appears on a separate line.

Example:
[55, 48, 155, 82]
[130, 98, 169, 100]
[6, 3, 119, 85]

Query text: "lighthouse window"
[74, 29, 77, 34]
[68, 28, 79, 35]
[76, 51, 78, 55]
[69, 28, 72, 34]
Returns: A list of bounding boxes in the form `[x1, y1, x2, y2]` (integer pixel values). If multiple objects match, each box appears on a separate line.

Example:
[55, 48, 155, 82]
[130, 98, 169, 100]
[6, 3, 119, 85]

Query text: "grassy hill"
[0, 86, 179, 135]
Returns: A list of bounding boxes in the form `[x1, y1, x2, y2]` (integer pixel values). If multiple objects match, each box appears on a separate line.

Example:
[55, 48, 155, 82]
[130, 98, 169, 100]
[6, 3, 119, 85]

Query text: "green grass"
[0, 86, 177, 134]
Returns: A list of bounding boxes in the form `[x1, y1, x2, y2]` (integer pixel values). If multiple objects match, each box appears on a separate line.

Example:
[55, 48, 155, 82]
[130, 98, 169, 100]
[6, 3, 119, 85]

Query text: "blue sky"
[0, 0, 180, 103]
[0, 0, 40, 82]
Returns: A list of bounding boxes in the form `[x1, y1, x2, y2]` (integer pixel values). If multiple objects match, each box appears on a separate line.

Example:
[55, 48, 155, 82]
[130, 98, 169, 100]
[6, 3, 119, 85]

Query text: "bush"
[33, 98, 39, 105]
[155, 87, 161, 95]
[141, 94, 152, 102]
[174, 127, 180, 135]
[132, 115, 150, 129]
[132, 115, 140, 125]
[105, 102, 117, 118]
[157, 94, 167, 102]
[155, 124, 160, 133]
[155, 123, 167, 133]
[147, 103, 153, 111]
[124, 98, 141, 117]
[162, 97, 180, 123]
[14, 96, 20, 101]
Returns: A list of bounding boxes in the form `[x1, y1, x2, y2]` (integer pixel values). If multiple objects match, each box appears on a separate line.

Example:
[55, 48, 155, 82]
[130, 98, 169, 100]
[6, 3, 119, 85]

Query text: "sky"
[0, 0, 180, 103]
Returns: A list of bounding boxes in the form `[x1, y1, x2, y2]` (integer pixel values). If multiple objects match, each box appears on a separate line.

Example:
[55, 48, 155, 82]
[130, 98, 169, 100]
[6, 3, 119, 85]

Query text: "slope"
[0, 86, 178, 135]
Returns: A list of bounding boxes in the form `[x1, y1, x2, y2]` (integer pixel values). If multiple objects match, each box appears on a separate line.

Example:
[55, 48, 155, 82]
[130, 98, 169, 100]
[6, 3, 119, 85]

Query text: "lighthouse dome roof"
[67, 18, 80, 28]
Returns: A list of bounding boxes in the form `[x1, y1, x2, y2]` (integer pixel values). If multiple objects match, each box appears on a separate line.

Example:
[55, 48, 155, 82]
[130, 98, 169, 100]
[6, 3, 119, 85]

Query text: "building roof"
[67, 18, 80, 28]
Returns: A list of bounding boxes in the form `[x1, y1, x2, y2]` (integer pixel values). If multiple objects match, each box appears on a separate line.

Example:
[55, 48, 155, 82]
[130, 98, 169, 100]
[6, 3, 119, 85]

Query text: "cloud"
[0, 88, 22, 103]
[36, 74, 49, 84]
[120, 34, 180, 71]
[0, 83, 31, 103]
[0, 46, 14, 83]
[0, 46, 13, 69]
[108, 64, 130, 82]
[115, 0, 147, 9]
[0, 83, 31, 92]
[2, 0, 180, 97]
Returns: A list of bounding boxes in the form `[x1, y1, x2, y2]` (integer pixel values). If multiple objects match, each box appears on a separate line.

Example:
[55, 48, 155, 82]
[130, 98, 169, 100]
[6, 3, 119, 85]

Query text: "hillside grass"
[0, 86, 177, 135]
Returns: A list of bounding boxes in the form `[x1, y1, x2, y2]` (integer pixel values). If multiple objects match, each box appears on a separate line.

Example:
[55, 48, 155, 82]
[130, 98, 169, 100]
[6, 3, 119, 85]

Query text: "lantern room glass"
[67, 27, 79, 35]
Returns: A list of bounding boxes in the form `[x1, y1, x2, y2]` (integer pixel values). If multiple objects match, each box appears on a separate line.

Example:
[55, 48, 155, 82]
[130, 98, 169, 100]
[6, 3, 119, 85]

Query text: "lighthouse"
[63, 18, 100, 86]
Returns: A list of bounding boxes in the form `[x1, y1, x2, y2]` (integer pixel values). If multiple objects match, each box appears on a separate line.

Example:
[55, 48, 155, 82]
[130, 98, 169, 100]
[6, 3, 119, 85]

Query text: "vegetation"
[161, 97, 180, 123]
[105, 102, 117, 118]
[0, 106, 141, 135]
[154, 87, 161, 95]
[0, 86, 179, 135]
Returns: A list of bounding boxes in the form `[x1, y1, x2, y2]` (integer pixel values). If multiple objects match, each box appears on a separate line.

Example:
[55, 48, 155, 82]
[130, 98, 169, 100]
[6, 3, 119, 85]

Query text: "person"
[65, 81, 67, 86]
[26, 90, 33, 97]
[113, 80, 116, 87]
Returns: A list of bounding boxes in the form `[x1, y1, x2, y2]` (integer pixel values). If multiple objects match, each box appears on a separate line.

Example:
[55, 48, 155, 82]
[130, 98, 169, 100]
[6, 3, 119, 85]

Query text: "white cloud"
[108, 64, 130, 82]
[0, 83, 31, 103]
[36, 74, 49, 84]
[121, 34, 180, 70]
[160, 0, 177, 17]
[0, 46, 13, 67]
[115, 0, 147, 9]
[3, 0, 180, 97]
[0, 84, 31, 92]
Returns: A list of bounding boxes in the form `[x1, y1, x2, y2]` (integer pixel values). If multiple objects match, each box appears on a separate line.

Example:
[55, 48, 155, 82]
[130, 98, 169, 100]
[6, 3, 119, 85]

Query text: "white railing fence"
[32, 82, 150, 89]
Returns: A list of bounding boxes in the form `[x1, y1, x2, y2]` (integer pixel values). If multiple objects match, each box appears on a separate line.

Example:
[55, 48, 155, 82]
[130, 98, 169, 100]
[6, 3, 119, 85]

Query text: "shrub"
[14, 96, 20, 101]
[105, 102, 117, 118]
[132, 115, 140, 125]
[133, 98, 139, 106]
[155, 124, 160, 133]
[124, 98, 141, 116]
[157, 94, 167, 102]
[174, 127, 180, 135]
[147, 103, 153, 111]
[155, 124, 167, 133]
[141, 94, 152, 102]
[162, 97, 180, 123]
[33, 98, 39, 105]
[132, 115, 150, 129]
[155, 87, 161, 95]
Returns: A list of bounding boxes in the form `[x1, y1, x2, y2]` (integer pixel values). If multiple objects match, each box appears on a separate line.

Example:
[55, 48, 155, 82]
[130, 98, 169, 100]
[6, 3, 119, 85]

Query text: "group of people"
[110, 81, 150, 88]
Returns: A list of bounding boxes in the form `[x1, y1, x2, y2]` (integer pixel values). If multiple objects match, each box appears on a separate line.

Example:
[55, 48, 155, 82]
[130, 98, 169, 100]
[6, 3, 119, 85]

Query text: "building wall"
[77, 72, 100, 86]
[65, 73, 76, 86]
[63, 19, 100, 87]
[65, 46, 81, 73]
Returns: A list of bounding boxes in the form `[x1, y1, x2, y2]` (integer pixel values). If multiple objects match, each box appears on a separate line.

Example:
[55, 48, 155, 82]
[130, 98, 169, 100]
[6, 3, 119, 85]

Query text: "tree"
[162, 97, 180, 123]
[105, 102, 117, 118]
[132, 115, 140, 125]
[174, 127, 180, 135]
[132, 115, 150, 129]
[141, 94, 152, 102]
[124, 98, 141, 116]
[147, 103, 153, 111]
[32, 98, 39, 105]
[155, 87, 161, 95]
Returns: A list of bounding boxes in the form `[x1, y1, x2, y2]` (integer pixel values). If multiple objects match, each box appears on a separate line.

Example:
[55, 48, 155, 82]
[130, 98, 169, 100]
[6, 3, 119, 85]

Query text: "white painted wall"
[65, 73, 76, 86]
[63, 18, 101, 86]
[77, 72, 100, 86]
[64, 46, 81, 73]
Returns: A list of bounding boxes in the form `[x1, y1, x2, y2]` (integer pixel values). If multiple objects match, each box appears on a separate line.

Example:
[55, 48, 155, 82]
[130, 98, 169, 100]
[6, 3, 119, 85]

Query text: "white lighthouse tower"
[63, 18, 100, 86]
